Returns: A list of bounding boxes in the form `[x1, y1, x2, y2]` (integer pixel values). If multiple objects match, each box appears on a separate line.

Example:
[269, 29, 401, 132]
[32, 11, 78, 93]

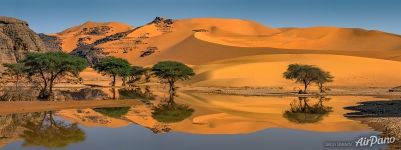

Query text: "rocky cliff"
[0, 16, 48, 65]
[38, 33, 62, 51]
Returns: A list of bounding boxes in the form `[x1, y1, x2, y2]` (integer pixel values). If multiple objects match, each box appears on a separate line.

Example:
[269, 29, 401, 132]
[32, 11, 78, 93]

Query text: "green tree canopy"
[152, 61, 195, 94]
[93, 57, 132, 87]
[283, 64, 333, 93]
[23, 52, 88, 99]
[316, 71, 334, 93]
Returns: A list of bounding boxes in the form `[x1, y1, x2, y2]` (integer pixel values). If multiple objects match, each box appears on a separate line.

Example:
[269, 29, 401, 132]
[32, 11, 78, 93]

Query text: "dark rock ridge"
[0, 16, 48, 67]
[38, 33, 62, 51]
[344, 100, 401, 117]
[80, 26, 111, 35]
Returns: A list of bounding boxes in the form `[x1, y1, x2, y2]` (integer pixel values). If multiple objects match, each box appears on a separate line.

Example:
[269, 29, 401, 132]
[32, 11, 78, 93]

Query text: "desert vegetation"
[1, 52, 87, 100]
[152, 61, 195, 94]
[24, 52, 88, 99]
[283, 64, 334, 94]
[2, 62, 25, 90]
[93, 56, 132, 87]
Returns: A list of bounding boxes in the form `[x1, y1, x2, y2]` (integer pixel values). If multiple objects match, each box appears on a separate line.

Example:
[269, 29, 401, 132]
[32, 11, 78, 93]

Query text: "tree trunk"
[303, 83, 308, 94]
[39, 83, 48, 100]
[122, 76, 126, 86]
[15, 76, 19, 91]
[112, 75, 116, 87]
[49, 80, 54, 101]
[318, 83, 324, 93]
[168, 80, 175, 95]
[111, 87, 116, 99]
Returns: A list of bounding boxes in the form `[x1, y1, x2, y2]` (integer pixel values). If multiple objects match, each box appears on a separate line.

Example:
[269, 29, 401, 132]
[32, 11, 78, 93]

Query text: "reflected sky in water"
[2, 124, 385, 150]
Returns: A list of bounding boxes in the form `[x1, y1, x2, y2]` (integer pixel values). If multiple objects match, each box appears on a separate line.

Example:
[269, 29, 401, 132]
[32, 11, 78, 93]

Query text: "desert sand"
[186, 54, 401, 88]
[56, 18, 401, 64]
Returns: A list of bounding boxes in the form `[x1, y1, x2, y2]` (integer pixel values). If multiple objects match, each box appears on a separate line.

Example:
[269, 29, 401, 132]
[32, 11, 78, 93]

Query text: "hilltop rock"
[0, 16, 48, 65]
[70, 28, 137, 66]
[53, 21, 134, 52]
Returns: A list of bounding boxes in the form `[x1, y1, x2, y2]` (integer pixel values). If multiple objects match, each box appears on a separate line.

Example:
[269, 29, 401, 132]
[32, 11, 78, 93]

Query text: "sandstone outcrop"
[0, 16, 48, 67]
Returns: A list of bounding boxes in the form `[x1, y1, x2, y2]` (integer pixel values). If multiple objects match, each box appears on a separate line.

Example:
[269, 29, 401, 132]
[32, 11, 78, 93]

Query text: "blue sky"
[1, 0, 401, 34]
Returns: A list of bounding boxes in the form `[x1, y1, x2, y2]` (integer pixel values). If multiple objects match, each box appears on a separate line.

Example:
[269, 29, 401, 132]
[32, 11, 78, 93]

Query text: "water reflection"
[0, 111, 85, 148]
[151, 95, 194, 123]
[283, 97, 333, 124]
[0, 89, 386, 149]
[20, 111, 85, 148]
[93, 107, 131, 118]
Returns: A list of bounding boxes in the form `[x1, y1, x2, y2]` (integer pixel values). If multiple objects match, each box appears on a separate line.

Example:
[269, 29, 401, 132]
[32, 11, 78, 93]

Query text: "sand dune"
[96, 18, 401, 66]
[49, 18, 401, 89]
[187, 54, 401, 88]
[195, 26, 401, 51]
[51, 18, 401, 64]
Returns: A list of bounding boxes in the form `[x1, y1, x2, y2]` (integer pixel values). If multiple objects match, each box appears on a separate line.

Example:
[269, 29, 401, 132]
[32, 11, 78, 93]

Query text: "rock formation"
[0, 16, 48, 65]
[38, 33, 62, 51]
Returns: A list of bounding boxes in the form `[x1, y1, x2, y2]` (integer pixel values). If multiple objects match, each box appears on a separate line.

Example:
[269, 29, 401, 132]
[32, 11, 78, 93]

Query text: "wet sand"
[0, 100, 142, 115]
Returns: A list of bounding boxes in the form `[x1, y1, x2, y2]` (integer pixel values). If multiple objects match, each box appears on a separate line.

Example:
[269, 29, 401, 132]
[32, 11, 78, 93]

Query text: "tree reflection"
[0, 113, 38, 140]
[151, 94, 194, 123]
[20, 111, 85, 148]
[283, 97, 332, 124]
[93, 107, 131, 118]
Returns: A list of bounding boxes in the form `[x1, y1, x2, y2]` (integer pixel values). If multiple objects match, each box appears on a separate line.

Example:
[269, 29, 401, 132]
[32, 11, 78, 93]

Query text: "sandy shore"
[0, 100, 142, 115]
[345, 100, 401, 149]
[184, 86, 401, 97]
[350, 117, 401, 149]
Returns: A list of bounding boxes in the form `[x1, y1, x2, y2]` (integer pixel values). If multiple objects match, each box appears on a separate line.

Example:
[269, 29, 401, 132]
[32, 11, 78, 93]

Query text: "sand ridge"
[187, 54, 401, 88]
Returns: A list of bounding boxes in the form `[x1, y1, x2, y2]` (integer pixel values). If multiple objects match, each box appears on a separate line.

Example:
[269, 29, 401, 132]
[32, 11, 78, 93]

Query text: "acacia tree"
[283, 64, 333, 94]
[316, 71, 334, 93]
[24, 52, 88, 99]
[93, 57, 132, 87]
[152, 61, 195, 94]
[3, 62, 25, 90]
[128, 66, 144, 83]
